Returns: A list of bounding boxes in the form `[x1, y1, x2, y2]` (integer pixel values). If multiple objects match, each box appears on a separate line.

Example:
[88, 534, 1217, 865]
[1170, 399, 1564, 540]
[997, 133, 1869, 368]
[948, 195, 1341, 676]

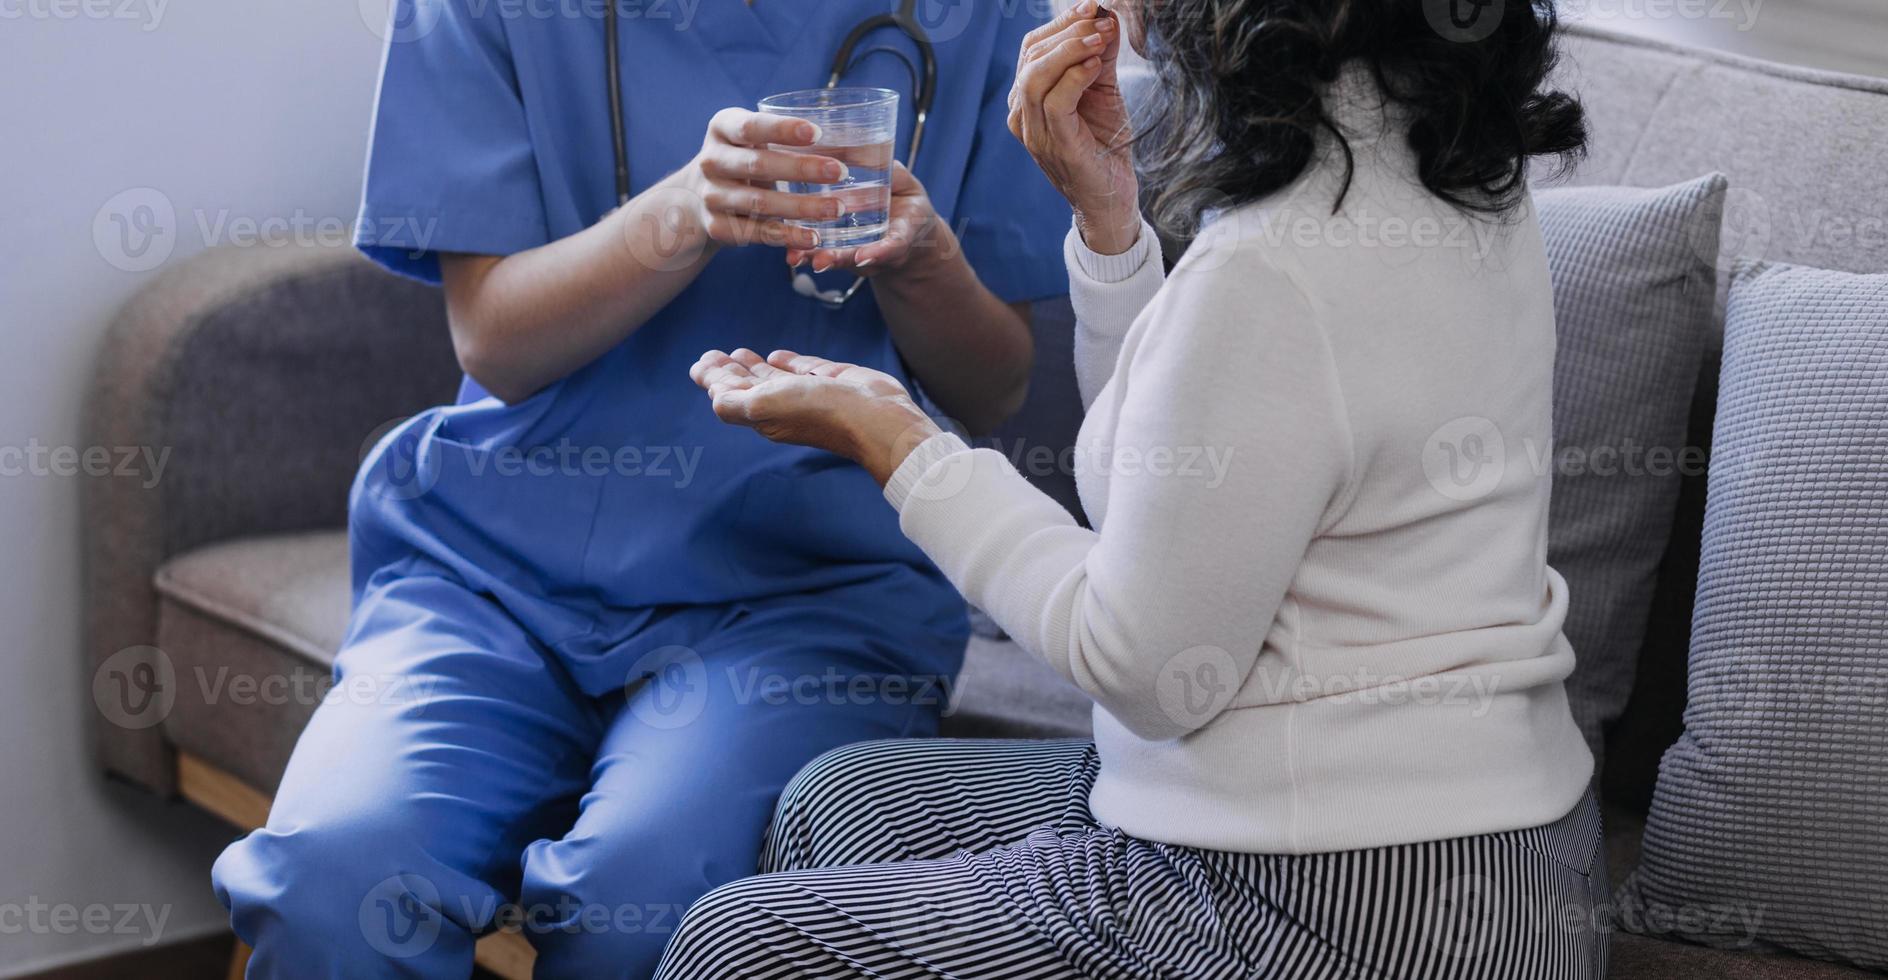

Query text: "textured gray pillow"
[1622, 261, 1888, 969]
[1534, 174, 1727, 767]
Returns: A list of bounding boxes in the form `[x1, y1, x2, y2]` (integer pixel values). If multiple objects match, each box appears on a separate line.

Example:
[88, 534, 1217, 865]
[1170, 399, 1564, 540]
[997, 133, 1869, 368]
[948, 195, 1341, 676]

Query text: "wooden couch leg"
[227, 939, 252, 980]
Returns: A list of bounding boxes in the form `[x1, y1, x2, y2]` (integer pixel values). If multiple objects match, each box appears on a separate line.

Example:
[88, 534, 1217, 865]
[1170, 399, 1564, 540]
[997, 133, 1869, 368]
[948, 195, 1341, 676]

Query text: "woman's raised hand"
[1008, 0, 1141, 255]
[672, 108, 848, 252]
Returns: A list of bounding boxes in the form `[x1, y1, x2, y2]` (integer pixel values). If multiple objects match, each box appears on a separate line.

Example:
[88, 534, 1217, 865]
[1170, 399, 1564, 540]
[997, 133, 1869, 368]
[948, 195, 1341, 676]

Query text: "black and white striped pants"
[653, 739, 1609, 979]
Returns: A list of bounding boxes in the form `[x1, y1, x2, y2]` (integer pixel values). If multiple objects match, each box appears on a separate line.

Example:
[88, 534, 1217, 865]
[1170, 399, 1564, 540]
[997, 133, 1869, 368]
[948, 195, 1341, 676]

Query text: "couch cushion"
[153, 530, 1092, 794]
[948, 636, 1092, 740]
[154, 531, 349, 791]
[1610, 933, 1886, 980]
[1624, 262, 1888, 971]
[1554, 25, 1888, 821]
[1559, 25, 1888, 281]
[1535, 176, 1726, 770]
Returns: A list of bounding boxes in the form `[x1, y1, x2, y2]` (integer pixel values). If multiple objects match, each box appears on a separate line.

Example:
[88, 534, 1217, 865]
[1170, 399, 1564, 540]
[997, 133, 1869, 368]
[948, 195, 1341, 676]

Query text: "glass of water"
[757, 87, 898, 248]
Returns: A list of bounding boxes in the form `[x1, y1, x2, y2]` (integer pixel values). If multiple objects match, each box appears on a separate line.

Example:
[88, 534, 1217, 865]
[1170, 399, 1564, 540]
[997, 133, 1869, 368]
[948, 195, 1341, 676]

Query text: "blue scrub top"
[348, 0, 1069, 687]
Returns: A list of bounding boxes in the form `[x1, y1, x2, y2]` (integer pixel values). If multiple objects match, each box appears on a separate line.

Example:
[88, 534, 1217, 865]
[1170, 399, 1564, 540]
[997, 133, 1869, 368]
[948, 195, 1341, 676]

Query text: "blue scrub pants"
[212, 568, 945, 979]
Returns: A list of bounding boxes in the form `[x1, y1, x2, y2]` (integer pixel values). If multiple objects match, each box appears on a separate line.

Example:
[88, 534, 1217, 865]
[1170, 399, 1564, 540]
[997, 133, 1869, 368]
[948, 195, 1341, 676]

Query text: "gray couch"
[82, 23, 1888, 979]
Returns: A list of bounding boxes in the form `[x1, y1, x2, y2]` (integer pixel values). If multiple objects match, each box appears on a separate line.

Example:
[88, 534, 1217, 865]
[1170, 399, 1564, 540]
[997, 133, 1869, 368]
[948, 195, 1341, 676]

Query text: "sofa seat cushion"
[154, 531, 351, 792]
[1610, 934, 1887, 979]
[152, 530, 1093, 795]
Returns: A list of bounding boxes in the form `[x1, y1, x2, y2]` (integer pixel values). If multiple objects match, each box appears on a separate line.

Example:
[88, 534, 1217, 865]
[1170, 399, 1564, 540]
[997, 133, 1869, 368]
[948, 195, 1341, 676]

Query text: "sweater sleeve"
[892, 248, 1355, 741]
[1066, 218, 1164, 410]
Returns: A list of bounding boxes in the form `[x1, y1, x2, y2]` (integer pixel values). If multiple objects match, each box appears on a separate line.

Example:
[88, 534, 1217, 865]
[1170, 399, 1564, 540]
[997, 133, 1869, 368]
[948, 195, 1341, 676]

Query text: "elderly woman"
[662, 0, 1606, 976]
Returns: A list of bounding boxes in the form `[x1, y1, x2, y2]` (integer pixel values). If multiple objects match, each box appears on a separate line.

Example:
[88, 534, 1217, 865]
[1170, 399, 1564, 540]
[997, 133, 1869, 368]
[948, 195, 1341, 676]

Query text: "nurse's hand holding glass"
[673, 107, 847, 253]
[690, 0, 1138, 480]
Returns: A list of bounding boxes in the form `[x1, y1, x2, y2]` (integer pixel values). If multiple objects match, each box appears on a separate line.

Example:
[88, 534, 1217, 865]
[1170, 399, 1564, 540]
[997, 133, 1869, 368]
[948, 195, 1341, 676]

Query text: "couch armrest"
[82, 242, 461, 792]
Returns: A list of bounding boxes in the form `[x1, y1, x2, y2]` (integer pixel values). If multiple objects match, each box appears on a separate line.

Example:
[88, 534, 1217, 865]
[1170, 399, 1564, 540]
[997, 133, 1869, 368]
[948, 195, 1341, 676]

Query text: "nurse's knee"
[763, 738, 907, 873]
[517, 835, 703, 977]
[215, 820, 469, 970]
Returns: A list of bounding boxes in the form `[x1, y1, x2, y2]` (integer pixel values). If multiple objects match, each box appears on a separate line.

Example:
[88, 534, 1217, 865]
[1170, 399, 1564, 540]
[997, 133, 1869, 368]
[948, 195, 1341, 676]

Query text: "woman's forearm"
[871, 231, 1034, 435]
[440, 174, 718, 404]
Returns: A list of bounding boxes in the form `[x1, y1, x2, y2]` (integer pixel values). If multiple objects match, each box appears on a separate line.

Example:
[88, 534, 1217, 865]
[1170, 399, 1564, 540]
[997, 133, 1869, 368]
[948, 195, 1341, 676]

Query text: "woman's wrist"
[846, 399, 944, 488]
[1074, 202, 1143, 256]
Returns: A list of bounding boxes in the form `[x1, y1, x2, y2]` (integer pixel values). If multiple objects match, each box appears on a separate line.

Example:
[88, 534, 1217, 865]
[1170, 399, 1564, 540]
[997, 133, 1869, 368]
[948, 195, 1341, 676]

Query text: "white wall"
[1564, 0, 1888, 78]
[0, 0, 387, 972]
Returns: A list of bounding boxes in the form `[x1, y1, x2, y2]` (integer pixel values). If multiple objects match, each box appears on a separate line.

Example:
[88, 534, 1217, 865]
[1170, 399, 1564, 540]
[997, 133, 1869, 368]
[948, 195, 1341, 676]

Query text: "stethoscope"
[606, 0, 939, 309]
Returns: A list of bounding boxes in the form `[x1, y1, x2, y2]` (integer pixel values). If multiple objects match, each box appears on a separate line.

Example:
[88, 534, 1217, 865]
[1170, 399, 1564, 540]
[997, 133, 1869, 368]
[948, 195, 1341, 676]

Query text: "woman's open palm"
[689, 349, 931, 463]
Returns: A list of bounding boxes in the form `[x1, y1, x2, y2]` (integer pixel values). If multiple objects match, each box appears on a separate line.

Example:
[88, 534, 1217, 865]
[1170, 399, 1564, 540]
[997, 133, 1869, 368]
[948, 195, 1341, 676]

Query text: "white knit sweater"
[884, 73, 1594, 853]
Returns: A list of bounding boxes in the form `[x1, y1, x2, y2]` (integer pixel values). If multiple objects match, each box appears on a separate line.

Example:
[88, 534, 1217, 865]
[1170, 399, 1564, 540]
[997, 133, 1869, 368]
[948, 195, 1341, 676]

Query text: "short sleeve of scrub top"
[950, 11, 1074, 305]
[354, 0, 549, 284]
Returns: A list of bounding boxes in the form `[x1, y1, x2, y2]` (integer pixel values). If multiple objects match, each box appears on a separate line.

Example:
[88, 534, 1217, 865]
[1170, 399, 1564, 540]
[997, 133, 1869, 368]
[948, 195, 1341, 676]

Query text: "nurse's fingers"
[710, 108, 819, 150]
[702, 145, 846, 185]
[702, 182, 844, 223]
[703, 213, 816, 251]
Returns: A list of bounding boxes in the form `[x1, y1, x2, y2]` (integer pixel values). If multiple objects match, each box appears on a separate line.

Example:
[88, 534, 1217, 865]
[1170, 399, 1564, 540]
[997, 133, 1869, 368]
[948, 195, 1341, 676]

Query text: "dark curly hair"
[1130, 0, 1585, 235]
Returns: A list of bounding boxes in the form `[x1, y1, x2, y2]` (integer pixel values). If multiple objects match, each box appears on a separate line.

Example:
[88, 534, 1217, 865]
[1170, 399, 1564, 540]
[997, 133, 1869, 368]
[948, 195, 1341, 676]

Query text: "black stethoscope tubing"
[606, 0, 938, 208]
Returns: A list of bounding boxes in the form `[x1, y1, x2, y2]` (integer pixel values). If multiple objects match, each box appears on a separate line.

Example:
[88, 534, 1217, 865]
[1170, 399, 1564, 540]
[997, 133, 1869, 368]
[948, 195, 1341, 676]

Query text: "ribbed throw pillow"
[1534, 174, 1727, 767]
[1622, 261, 1888, 969]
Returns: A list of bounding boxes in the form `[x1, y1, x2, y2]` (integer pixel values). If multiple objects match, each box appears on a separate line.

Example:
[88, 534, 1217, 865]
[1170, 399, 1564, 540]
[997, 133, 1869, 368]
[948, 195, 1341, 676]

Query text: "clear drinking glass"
[757, 87, 898, 248]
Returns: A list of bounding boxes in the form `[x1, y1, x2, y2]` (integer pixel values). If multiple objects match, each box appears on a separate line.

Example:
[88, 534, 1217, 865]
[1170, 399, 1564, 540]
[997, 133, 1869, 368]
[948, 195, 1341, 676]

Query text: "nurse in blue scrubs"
[209, 0, 1069, 976]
